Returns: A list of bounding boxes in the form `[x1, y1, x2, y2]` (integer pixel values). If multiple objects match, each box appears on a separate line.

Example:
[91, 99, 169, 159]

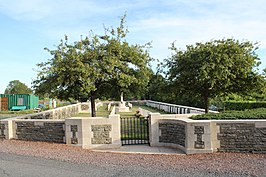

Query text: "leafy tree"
[4, 80, 33, 94]
[166, 38, 264, 113]
[146, 72, 169, 101]
[33, 15, 151, 116]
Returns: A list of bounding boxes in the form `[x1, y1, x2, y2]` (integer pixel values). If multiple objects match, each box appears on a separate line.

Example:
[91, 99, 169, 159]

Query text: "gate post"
[149, 113, 161, 147]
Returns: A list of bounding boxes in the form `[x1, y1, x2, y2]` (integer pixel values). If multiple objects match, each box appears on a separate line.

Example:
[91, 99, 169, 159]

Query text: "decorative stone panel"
[16, 121, 65, 143]
[91, 125, 112, 144]
[62, 108, 66, 118]
[45, 112, 52, 119]
[159, 122, 185, 147]
[70, 125, 78, 144]
[194, 126, 205, 149]
[81, 104, 89, 111]
[0, 123, 5, 139]
[217, 123, 266, 153]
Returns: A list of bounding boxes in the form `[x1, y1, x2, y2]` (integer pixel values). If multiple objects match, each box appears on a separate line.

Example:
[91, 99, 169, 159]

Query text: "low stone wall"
[149, 113, 266, 154]
[1, 102, 265, 154]
[9, 103, 90, 120]
[15, 120, 65, 143]
[216, 121, 266, 153]
[159, 120, 185, 147]
[0, 102, 120, 150]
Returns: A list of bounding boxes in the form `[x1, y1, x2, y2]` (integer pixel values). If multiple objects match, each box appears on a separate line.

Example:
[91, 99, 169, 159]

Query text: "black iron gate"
[121, 116, 150, 145]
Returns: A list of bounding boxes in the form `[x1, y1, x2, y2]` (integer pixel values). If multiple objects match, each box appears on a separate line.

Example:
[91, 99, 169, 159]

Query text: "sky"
[0, 0, 266, 93]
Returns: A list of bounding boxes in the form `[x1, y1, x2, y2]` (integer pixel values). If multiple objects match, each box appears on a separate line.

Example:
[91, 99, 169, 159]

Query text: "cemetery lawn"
[74, 104, 166, 117]
[0, 110, 36, 119]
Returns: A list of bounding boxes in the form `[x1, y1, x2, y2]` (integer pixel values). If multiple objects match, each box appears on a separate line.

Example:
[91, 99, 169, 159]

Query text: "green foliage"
[32, 14, 151, 116]
[146, 73, 169, 100]
[192, 108, 266, 120]
[222, 101, 266, 110]
[4, 80, 33, 94]
[145, 71, 205, 108]
[166, 38, 264, 113]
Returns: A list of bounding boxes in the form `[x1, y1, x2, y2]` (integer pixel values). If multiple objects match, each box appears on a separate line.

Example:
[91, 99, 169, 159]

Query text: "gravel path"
[0, 140, 265, 177]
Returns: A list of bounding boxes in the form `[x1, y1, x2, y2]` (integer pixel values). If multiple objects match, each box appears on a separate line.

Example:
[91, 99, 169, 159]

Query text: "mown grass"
[73, 104, 165, 117]
[0, 109, 36, 119]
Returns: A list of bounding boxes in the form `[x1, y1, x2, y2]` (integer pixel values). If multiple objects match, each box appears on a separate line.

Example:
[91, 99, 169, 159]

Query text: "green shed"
[0, 94, 39, 111]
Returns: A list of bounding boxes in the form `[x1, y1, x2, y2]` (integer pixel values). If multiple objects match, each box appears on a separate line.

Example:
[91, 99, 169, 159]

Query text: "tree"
[33, 15, 151, 116]
[166, 38, 264, 113]
[4, 80, 33, 94]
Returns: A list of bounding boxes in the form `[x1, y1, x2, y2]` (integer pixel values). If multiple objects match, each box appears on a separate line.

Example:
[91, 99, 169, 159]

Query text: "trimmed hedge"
[223, 101, 266, 111]
[192, 108, 266, 120]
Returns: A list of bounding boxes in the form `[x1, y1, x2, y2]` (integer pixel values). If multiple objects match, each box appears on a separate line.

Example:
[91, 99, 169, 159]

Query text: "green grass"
[0, 109, 36, 119]
[121, 117, 149, 140]
[73, 104, 165, 118]
[138, 105, 169, 114]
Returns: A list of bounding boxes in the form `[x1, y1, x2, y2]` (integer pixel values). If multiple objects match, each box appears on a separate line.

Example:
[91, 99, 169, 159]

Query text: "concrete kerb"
[90, 145, 186, 155]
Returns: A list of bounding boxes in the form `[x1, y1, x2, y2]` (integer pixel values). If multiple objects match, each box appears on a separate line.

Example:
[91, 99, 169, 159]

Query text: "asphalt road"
[0, 152, 250, 177]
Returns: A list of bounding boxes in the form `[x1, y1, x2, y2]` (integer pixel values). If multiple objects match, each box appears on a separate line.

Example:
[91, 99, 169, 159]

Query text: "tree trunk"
[204, 93, 209, 113]
[90, 94, 96, 117]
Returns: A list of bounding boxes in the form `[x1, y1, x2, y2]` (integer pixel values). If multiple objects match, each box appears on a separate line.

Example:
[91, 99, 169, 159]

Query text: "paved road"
[0, 152, 248, 177]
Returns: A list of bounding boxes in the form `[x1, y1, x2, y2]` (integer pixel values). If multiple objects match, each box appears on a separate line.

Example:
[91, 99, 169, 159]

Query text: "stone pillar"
[65, 118, 83, 146]
[185, 121, 213, 154]
[149, 113, 161, 146]
[1, 119, 15, 140]
[65, 115, 121, 149]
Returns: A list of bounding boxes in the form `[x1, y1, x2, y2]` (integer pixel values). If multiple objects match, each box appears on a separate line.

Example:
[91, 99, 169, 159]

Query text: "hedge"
[191, 108, 266, 120]
[222, 101, 266, 111]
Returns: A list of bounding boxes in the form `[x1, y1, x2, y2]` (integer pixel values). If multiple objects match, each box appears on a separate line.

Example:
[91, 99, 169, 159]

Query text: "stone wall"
[217, 123, 266, 153]
[0, 123, 5, 139]
[8, 103, 89, 120]
[159, 122, 185, 147]
[150, 112, 266, 154]
[15, 120, 65, 143]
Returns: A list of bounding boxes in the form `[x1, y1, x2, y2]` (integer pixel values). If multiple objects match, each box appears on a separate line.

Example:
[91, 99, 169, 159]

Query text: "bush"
[223, 101, 266, 111]
[191, 108, 266, 120]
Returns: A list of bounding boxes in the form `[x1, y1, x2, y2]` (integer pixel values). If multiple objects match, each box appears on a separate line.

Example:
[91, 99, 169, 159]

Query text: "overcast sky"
[0, 0, 266, 93]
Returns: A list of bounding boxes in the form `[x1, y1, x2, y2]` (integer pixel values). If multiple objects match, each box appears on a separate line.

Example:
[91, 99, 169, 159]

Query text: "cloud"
[128, 0, 266, 53]
[0, 0, 149, 22]
[0, 0, 265, 64]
